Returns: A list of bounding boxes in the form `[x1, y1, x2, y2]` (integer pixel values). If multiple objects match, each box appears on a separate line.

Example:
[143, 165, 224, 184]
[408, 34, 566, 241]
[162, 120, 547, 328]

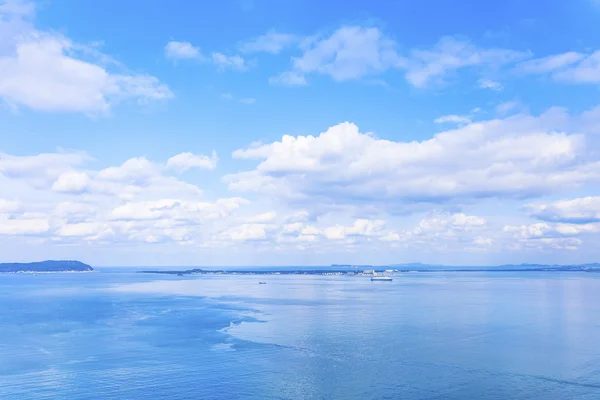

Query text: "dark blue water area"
[1, 271, 600, 399]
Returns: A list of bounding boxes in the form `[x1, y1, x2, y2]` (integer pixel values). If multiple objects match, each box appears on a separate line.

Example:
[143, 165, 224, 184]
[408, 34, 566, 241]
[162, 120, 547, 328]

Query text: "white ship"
[370, 271, 393, 281]
[371, 276, 393, 281]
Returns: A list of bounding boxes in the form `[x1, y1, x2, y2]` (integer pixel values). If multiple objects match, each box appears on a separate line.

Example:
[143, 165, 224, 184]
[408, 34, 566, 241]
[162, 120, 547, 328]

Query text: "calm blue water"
[1, 271, 599, 399]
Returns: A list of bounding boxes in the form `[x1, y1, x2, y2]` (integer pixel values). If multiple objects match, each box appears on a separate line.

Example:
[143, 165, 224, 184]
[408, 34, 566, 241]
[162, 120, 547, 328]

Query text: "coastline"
[139, 266, 598, 277]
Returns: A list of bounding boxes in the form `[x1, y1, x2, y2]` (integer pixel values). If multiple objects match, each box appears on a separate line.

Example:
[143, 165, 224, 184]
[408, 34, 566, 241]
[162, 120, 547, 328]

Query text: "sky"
[2, 0, 600, 266]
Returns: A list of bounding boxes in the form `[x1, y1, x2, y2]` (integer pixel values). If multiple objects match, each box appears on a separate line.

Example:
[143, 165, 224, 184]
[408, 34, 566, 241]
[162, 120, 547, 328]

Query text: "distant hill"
[0, 260, 93, 273]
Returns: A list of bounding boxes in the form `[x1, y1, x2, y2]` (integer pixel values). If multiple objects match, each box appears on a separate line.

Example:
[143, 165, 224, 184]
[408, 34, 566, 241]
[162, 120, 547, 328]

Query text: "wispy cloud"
[211, 52, 248, 71]
[263, 26, 529, 88]
[516, 50, 600, 84]
[269, 71, 307, 86]
[434, 114, 471, 124]
[164, 41, 249, 71]
[240, 30, 298, 54]
[477, 78, 503, 91]
[220, 93, 256, 105]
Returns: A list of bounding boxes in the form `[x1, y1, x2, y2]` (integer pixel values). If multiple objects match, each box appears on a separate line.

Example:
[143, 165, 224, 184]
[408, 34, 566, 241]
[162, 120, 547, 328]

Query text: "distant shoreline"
[139, 265, 599, 276]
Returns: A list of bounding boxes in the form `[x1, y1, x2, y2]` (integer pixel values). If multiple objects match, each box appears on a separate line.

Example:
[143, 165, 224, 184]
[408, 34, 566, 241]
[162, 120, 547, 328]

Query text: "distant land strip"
[140, 263, 600, 276]
[0, 260, 93, 273]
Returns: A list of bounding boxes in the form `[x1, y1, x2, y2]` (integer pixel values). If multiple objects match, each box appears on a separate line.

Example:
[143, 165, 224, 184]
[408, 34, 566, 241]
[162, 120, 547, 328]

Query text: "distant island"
[140, 263, 600, 277]
[0, 260, 93, 273]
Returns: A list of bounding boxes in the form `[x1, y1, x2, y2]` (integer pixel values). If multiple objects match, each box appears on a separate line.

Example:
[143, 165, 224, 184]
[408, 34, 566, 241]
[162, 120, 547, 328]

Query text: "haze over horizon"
[3, 0, 600, 266]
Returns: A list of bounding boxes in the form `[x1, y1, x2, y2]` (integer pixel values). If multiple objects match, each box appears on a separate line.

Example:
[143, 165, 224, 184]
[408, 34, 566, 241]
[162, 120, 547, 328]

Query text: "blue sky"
[2, 0, 600, 266]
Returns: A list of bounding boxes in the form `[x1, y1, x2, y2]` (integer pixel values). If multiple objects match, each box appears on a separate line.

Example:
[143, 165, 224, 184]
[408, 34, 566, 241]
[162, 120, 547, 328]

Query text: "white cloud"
[495, 100, 522, 115]
[238, 97, 256, 105]
[57, 222, 105, 237]
[219, 223, 268, 241]
[53, 202, 96, 223]
[502, 221, 598, 250]
[211, 52, 247, 71]
[96, 157, 157, 183]
[166, 151, 218, 172]
[503, 222, 599, 239]
[226, 107, 597, 207]
[220, 93, 256, 104]
[527, 196, 600, 223]
[271, 27, 529, 88]
[109, 198, 247, 222]
[553, 51, 600, 84]
[163, 40, 248, 72]
[52, 171, 90, 193]
[477, 78, 503, 91]
[240, 31, 297, 54]
[165, 41, 201, 60]
[0, 148, 252, 247]
[290, 26, 404, 82]
[517, 50, 600, 85]
[0, 6, 172, 114]
[434, 114, 471, 124]
[0, 151, 90, 188]
[0, 214, 49, 235]
[269, 71, 307, 86]
[374, 212, 489, 252]
[0, 0, 34, 16]
[404, 36, 528, 88]
[517, 52, 584, 74]
[0, 198, 20, 212]
[473, 236, 493, 246]
[323, 219, 385, 240]
[245, 211, 278, 223]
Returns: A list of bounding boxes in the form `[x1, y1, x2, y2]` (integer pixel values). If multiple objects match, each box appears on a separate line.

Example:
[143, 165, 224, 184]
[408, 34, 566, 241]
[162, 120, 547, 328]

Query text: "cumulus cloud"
[0, 4, 172, 114]
[0, 214, 49, 235]
[165, 41, 201, 60]
[96, 157, 158, 183]
[502, 221, 599, 250]
[245, 211, 278, 223]
[166, 151, 218, 172]
[0, 151, 90, 188]
[0, 147, 251, 247]
[52, 171, 90, 193]
[226, 107, 599, 208]
[218, 223, 269, 241]
[0, 198, 20, 213]
[323, 219, 385, 239]
[527, 197, 600, 223]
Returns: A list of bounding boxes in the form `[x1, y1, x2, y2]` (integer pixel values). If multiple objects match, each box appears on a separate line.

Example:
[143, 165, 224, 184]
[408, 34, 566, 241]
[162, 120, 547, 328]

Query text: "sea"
[1, 269, 599, 399]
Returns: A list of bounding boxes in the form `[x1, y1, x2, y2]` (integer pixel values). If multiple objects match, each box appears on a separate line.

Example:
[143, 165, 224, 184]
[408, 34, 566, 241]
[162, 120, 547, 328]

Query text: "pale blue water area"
[1, 270, 600, 399]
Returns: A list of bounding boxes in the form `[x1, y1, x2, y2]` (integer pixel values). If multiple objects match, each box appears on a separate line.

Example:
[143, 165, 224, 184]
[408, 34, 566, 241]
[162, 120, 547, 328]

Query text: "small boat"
[259, 281, 267, 284]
